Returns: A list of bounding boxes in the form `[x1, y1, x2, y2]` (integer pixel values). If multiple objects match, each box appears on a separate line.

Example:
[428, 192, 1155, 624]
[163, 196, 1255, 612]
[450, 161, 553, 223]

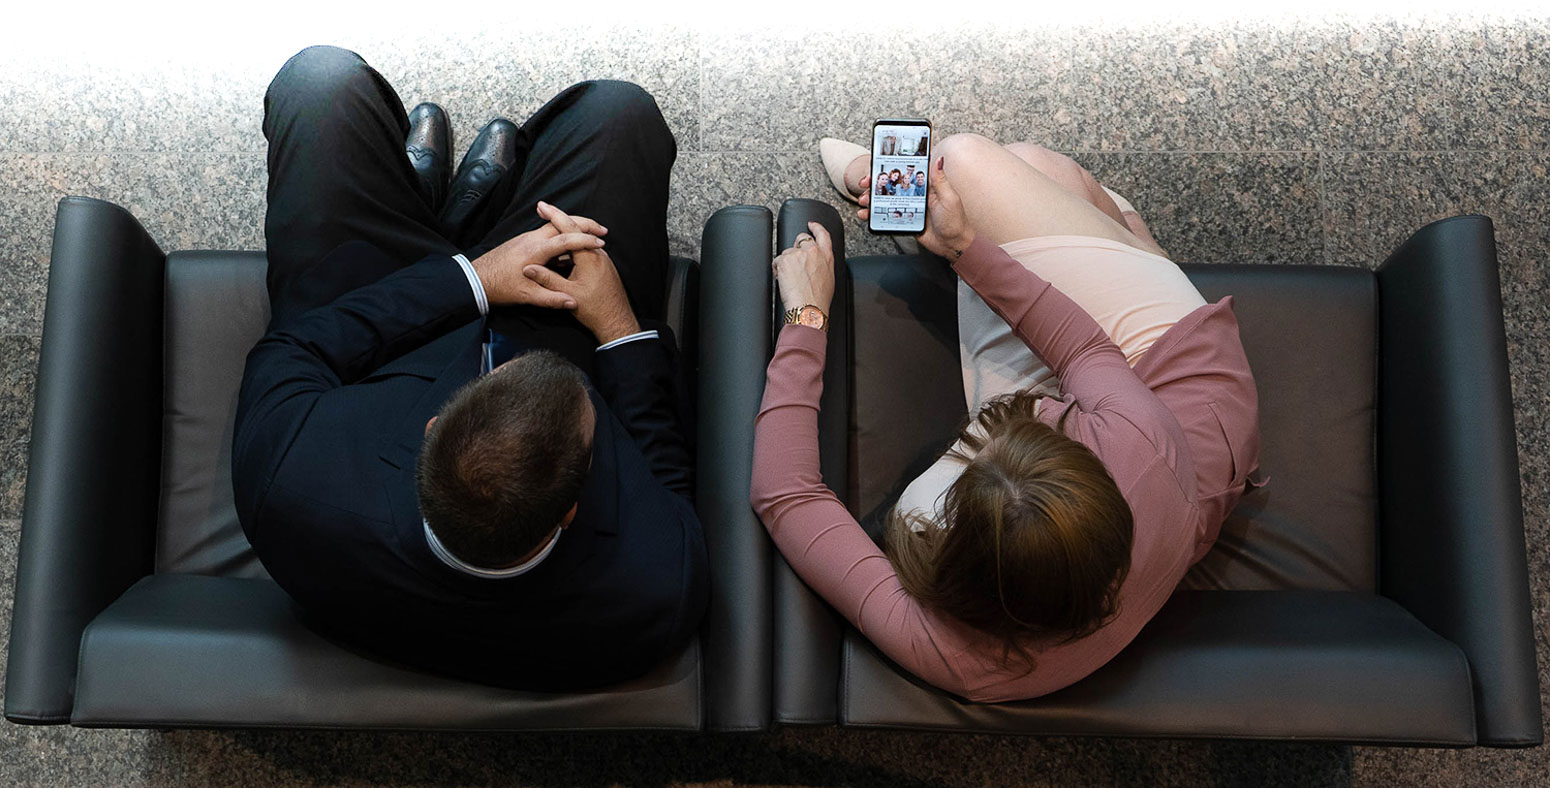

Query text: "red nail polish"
[937, 157, 944, 171]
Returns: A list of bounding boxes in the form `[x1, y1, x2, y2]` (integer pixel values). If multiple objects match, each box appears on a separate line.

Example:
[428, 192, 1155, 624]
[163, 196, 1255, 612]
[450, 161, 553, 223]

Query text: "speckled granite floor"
[2, 12, 1547, 787]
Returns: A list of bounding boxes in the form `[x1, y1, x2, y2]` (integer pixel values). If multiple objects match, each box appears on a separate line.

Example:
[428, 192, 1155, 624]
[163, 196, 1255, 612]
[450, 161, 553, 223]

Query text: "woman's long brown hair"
[884, 391, 1134, 668]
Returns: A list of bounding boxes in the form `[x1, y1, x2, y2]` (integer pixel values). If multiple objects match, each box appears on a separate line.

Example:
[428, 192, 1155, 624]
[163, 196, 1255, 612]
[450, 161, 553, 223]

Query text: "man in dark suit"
[233, 45, 707, 691]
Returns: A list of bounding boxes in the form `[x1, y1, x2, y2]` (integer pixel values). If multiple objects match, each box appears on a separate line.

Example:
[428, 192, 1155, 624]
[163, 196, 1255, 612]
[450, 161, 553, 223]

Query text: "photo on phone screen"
[869, 119, 931, 235]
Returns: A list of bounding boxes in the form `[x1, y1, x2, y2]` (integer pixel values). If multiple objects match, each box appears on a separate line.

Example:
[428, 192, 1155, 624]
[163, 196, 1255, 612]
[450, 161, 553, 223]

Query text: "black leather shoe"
[405, 102, 452, 212]
[440, 118, 519, 238]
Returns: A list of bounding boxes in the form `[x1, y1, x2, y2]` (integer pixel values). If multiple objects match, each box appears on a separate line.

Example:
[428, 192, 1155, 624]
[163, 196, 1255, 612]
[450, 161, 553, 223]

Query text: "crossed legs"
[843, 134, 1166, 258]
[261, 45, 674, 328]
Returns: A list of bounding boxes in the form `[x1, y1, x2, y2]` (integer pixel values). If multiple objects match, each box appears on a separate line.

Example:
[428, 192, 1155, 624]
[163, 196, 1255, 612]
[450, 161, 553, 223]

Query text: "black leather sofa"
[4, 195, 1542, 745]
[750, 199, 1542, 747]
[3, 196, 770, 731]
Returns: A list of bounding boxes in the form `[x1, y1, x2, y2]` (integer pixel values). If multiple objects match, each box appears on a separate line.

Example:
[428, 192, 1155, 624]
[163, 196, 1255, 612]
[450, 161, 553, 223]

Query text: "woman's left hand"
[773, 221, 835, 315]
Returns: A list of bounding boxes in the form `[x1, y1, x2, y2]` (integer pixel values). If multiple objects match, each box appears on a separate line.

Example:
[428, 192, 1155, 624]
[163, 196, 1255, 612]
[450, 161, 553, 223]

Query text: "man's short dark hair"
[417, 350, 592, 568]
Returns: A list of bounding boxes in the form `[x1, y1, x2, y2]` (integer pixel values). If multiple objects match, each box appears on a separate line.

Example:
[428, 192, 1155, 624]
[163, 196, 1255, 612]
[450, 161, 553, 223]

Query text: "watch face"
[798, 306, 826, 329]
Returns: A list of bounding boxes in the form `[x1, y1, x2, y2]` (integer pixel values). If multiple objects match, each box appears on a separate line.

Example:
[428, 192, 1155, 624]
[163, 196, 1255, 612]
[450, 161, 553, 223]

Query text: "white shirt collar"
[423, 520, 560, 578]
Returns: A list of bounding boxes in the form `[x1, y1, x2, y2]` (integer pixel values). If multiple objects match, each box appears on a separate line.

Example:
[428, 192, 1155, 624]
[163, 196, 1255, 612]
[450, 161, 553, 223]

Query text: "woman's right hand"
[918, 156, 975, 259]
[772, 221, 835, 315]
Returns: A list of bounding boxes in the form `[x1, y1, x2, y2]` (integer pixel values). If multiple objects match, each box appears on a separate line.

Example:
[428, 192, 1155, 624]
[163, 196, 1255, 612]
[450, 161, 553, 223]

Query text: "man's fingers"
[807, 221, 833, 261]
[522, 265, 577, 304]
[537, 200, 608, 237]
[541, 231, 606, 261]
[570, 216, 607, 236]
[539, 204, 608, 238]
[537, 200, 580, 234]
[526, 284, 580, 311]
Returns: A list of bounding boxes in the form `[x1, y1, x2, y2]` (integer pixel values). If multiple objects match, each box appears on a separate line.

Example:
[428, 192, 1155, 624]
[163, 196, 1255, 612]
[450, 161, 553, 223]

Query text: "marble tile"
[1066, 22, 1268, 152]
[1, 519, 15, 701]
[0, 339, 39, 521]
[0, 60, 269, 154]
[1353, 744, 1550, 788]
[1075, 152, 1323, 264]
[668, 151, 896, 263]
[1306, 19, 1446, 151]
[1435, 18, 1550, 150]
[367, 27, 701, 158]
[1320, 152, 1550, 269]
[1067, 19, 1449, 153]
[0, 153, 266, 336]
[701, 25, 1077, 154]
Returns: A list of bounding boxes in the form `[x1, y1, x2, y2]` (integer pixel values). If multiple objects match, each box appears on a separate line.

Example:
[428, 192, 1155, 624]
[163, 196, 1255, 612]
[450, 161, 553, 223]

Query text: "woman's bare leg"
[1003, 142, 1167, 258]
[932, 133, 1139, 249]
[840, 136, 1166, 257]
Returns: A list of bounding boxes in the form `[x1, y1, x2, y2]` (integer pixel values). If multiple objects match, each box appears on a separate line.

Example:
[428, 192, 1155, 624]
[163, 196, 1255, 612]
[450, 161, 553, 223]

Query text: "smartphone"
[868, 118, 931, 235]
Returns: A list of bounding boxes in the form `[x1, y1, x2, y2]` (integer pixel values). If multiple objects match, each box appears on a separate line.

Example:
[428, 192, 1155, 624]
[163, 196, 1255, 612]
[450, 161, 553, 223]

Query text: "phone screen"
[869, 120, 931, 234]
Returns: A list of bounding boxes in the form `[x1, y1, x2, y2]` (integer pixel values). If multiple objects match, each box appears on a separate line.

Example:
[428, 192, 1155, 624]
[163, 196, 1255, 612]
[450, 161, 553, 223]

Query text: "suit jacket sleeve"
[233, 251, 480, 525]
[592, 332, 694, 500]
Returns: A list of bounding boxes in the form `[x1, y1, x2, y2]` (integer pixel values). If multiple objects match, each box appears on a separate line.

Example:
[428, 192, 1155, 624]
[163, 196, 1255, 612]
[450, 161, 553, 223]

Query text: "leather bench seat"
[833, 253, 1474, 743]
[72, 574, 702, 730]
[764, 199, 1539, 746]
[6, 198, 774, 732]
[841, 591, 1473, 744]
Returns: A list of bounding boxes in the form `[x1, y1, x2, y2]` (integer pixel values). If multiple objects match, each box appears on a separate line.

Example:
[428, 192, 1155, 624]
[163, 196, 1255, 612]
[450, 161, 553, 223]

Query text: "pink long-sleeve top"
[750, 236, 1260, 702]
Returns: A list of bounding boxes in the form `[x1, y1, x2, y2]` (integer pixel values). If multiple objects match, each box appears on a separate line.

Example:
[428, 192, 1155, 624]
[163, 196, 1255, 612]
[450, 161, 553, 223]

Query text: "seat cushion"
[845, 256, 1379, 591]
[72, 574, 703, 730]
[847, 255, 965, 534]
[1180, 264, 1378, 591]
[840, 590, 1475, 745]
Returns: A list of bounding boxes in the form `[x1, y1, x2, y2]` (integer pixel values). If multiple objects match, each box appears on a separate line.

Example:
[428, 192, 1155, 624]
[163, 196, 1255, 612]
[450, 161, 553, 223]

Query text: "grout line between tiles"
[1316, 151, 1329, 266]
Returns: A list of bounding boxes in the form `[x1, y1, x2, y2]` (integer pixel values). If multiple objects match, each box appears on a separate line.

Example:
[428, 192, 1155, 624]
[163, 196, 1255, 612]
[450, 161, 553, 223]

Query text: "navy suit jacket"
[232, 243, 708, 690]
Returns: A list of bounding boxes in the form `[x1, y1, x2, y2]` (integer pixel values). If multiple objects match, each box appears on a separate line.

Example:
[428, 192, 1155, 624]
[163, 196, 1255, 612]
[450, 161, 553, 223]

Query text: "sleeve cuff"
[596, 329, 659, 352]
[452, 253, 488, 316]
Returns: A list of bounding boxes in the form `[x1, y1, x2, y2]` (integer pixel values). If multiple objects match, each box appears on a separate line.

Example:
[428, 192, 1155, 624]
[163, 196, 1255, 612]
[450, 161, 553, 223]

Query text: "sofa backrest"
[158, 251, 272, 578]
[845, 255, 1381, 593]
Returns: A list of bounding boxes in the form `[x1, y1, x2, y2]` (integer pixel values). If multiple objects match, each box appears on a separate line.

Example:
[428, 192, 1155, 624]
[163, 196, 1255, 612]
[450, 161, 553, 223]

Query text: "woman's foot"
[820, 138, 869, 204]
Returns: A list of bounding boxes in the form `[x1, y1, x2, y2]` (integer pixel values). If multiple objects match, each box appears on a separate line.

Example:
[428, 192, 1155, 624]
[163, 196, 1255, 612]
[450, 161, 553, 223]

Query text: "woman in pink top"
[751, 134, 1261, 702]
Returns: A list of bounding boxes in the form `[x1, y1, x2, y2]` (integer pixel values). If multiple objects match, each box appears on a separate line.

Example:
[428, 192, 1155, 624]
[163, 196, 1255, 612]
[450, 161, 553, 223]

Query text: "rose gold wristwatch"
[783, 304, 829, 332]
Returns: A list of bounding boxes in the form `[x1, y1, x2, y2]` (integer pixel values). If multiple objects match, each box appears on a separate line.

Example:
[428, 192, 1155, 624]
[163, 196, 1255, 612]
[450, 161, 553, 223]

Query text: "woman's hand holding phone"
[917, 157, 975, 259]
[859, 157, 976, 260]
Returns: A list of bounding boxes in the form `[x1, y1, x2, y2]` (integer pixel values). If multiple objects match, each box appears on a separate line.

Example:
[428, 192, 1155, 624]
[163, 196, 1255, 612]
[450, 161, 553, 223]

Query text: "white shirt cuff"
[596, 329, 659, 352]
[452, 253, 488, 316]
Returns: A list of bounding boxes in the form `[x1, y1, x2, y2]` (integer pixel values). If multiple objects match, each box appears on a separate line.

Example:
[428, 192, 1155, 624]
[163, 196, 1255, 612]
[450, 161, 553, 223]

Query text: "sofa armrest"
[1375, 214, 1543, 747]
[663, 256, 700, 451]
[696, 206, 775, 731]
[770, 199, 851, 724]
[5, 197, 165, 723]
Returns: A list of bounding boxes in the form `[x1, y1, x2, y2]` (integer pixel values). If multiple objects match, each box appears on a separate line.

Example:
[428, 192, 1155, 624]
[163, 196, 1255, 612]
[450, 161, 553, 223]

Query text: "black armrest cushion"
[5, 197, 165, 723]
[696, 206, 775, 731]
[769, 199, 850, 724]
[1375, 214, 1543, 747]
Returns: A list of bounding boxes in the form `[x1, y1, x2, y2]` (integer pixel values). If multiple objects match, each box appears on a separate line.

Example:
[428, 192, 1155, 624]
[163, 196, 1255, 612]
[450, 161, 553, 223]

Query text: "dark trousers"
[261, 45, 676, 355]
